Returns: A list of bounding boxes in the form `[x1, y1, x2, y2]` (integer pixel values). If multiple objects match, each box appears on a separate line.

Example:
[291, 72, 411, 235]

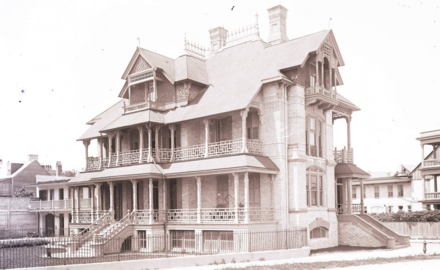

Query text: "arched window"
[306, 167, 325, 207]
[305, 116, 323, 158]
[310, 227, 328, 239]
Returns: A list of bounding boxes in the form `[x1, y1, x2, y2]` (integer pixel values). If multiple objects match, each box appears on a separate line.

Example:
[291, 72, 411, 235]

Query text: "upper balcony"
[305, 85, 339, 112]
[417, 130, 440, 174]
[334, 147, 354, 164]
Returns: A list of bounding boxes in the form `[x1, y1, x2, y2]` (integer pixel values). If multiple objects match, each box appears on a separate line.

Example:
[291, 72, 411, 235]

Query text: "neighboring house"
[30, 5, 404, 251]
[0, 155, 51, 197]
[352, 165, 424, 214]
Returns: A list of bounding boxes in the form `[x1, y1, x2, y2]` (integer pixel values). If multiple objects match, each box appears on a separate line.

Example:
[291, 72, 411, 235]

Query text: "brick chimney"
[267, 5, 289, 45]
[56, 161, 62, 179]
[209, 27, 228, 52]
[28, 154, 38, 162]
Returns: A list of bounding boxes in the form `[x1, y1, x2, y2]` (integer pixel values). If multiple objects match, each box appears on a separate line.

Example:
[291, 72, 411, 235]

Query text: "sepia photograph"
[0, 0, 439, 269]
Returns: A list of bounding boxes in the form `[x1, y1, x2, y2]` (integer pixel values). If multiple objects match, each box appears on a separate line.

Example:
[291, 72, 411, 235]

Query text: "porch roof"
[100, 109, 165, 132]
[161, 154, 279, 178]
[335, 163, 370, 179]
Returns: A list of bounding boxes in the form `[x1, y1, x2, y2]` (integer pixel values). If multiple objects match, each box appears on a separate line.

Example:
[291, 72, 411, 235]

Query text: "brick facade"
[338, 221, 385, 247]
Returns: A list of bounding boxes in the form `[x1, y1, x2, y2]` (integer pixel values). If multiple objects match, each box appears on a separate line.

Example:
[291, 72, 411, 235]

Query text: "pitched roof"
[0, 160, 40, 180]
[101, 109, 165, 131]
[77, 100, 124, 141]
[337, 92, 361, 111]
[79, 30, 346, 138]
[335, 163, 370, 178]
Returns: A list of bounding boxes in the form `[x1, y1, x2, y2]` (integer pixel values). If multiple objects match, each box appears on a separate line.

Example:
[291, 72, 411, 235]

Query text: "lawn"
[218, 253, 440, 270]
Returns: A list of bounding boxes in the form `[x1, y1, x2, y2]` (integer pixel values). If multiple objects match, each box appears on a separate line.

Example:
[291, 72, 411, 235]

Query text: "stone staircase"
[356, 214, 410, 249]
[338, 214, 410, 249]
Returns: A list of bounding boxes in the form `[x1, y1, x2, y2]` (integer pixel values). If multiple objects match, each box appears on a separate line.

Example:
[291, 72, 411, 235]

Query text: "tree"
[14, 186, 34, 197]
[62, 170, 78, 177]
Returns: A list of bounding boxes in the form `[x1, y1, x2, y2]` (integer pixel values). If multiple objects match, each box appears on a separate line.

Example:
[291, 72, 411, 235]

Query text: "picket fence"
[383, 222, 440, 239]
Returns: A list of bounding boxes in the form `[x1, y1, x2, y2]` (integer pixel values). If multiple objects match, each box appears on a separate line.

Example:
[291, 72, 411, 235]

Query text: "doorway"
[114, 183, 123, 220]
[45, 214, 55, 237]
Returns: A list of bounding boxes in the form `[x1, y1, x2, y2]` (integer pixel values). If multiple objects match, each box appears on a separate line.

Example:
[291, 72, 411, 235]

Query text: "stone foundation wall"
[338, 221, 385, 247]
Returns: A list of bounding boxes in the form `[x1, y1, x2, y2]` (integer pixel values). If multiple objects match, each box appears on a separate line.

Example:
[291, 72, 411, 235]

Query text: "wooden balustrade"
[334, 147, 354, 164]
[29, 199, 73, 211]
[306, 85, 337, 99]
[425, 192, 440, 199]
[337, 203, 361, 214]
[423, 158, 440, 168]
[86, 139, 263, 171]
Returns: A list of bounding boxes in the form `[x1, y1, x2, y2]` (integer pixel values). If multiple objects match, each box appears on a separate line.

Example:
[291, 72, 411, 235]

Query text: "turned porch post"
[138, 125, 144, 163]
[162, 178, 167, 211]
[346, 117, 351, 151]
[90, 185, 95, 223]
[233, 173, 239, 223]
[95, 183, 102, 214]
[196, 176, 202, 224]
[70, 187, 75, 223]
[241, 109, 249, 153]
[132, 179, 138, 212]
[244, 172, 250, 223]
[74, 187, 80, 223]
[108, 181, 114, 221]
[203, 118, 209, 158]
[145, 124, 153, 162]
[107, 132, 113, 167]
[360, 179, 364, 214]
[347, 178, 353, 215]
[321, 59, 324, 87]
[149, 178, 153, 224]
[83, 140, 90, 171]
[169, 125, 176, 162]
[98, 138, 103, 170]
[316, 60, 319, 86]
[115, 130, 121, 166]
[155, 125, 161, 162]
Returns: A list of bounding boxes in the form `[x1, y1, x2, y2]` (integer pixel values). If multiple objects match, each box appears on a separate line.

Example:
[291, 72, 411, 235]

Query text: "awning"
[335, 163, 370, 179]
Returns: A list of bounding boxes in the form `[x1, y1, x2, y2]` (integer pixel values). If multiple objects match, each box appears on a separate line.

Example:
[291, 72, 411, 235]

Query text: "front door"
[249, 173, 260, 208]
[169, 179, 177, 210]
[45, 214, 54, 237]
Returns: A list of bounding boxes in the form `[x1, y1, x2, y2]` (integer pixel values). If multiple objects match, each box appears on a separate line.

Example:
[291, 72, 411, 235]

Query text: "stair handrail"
[97, 210, 134, 244]
[76, 210, 112, 247]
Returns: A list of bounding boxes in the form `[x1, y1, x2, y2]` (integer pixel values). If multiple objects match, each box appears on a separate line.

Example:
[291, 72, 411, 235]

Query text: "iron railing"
[0, 228, 307, 269]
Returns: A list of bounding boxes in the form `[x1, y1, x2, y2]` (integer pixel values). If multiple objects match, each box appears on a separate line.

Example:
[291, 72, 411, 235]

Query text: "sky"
[0, 0, 439, 174]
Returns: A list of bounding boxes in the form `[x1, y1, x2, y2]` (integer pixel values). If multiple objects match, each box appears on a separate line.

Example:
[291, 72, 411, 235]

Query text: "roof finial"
[328, 17, 332, 29]
[137, 37, 140, 48]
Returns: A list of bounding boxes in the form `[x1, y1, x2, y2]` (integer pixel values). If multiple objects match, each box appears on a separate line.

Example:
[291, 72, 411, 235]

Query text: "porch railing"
[423, 158, 440, 168]
[305, 85, 337, 99]
[119, 149, 140, 165]
[135, 210, 166, 224]
[208, 139, 242, 157]
[337, 203, 361, 214]
[425, 192, 440, 199]
[167, 207, 276, 223]
[29, 199, 72, 210]
[334, 147, 354, 164]
[174, 144, 205, 161]
[86, 157, 101, 171]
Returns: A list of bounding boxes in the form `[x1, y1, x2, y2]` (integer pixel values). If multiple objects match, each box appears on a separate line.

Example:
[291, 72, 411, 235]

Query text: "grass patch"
[218, 253, 440, 270]
[310, 245, 385, 255]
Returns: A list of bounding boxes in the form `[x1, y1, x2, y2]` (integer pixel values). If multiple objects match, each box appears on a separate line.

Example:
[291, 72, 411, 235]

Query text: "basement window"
[310, 227, 328, 239]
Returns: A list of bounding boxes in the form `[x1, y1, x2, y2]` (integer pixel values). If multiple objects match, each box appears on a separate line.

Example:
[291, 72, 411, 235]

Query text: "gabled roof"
[0, 160, 40, 180]
[174, 55, 209, 85]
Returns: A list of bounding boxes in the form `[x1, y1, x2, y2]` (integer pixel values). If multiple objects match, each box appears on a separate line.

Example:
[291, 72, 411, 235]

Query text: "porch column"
[98, 138, 103, 170]
[329, 65, 333, 90]
[138, 125, 144, 163]
[155, 125, 161, 162]
[90, 185, 95, 223]
[115, 130, 121, 166]
[107, 132, 113, 167]
[162, 178, 167, 211]
[149, 178, 153, 224]
[346, 117, 351, 151]
[169, 125, 176, 162]
[203, 118, 209, 158]
[83, 140, 90, 171]
[196, 176, 202, 224]
[321, 59, 324, 86]
[108, 181, 114, 221]
[70, 187, 75, 223]
[146, 124, 153, 162]
[421, 144, 425, 166]
[316, 60, 319, 86]
[95, 183, 102, 214]
[360, 179, 364, 214]
[244, 172, 250, 223]
[347, 178, 353, 215]
[341, 178, 346, 214]
[233, 173, 239, 223]
[132, 179, 138, 223]
[74, 187, 80, 223]
[240, 109, 249, 153]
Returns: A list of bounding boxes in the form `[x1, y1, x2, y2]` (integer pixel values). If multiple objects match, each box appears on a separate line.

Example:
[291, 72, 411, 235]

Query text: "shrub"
[259, 257, 265, 261]
[220, 259, 226, 264]
[371, 210, 440, 222]
[231, 258, 236, 263]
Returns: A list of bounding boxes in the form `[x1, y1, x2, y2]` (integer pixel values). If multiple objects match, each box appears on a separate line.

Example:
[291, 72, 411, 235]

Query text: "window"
[171, 230, 196, 250]
[59, 189, 64, 200]
[39, 190, 48, 201]
[352, 186, 357, 199]
[408, 205, 412, 212]
[305, 116, 323, 158]
[50, 189, 54, 200]
[398, 185, 404, 197]
[398, 206, 403, 211]
[388, 206, 393, 213]
[246, 111, 260, 140]
[310, 64, 316, 87]
[210, 117, 232, 143]
[310, 227, 328, 239]
[306, 167, 325, 207]
[249, 173, 261, 207]
[169, 179, 177, 210]
[387, 185, 393, 198]
[203, 231, 233, 252]
[374, 186, 379, 198]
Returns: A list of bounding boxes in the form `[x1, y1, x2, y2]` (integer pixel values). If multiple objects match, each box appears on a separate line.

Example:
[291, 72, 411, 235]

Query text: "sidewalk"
[165, 243, 440, 270]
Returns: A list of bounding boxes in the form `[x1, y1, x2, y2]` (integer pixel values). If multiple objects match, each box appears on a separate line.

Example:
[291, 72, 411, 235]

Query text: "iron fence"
[0, 228, 307, 269]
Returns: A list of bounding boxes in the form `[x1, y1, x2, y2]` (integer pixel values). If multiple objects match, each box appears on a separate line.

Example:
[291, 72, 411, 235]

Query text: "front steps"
[337, 214, 410, 249]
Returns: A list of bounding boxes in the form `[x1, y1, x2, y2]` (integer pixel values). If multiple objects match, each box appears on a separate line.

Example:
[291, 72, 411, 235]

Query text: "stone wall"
[338, 221, 385, 247]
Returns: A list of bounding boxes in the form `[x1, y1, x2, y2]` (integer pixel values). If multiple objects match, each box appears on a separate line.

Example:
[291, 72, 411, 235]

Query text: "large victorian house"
[30, 5, 408, 253]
